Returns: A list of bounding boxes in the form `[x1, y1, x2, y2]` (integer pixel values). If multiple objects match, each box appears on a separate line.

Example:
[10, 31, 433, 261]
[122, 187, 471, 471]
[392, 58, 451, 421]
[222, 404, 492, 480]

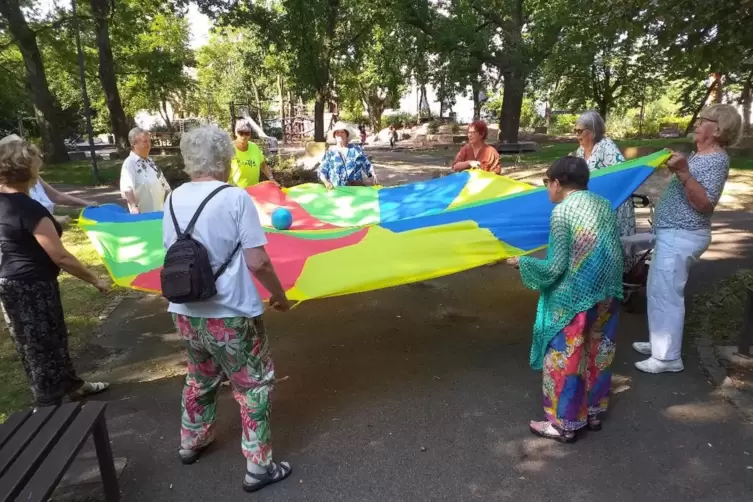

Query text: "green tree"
[0, 0, 69, 162]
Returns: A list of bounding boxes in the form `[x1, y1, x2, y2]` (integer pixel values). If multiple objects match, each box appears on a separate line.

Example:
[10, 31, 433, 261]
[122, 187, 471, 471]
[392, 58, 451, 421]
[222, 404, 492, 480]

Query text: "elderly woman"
[452, 120, 501, 174]
[231, 119, 276, 188]
[120, 127, 171, 214]
[318, 121, 377, 189]
[507, 156, 623, 442]
[164, 125, 292, 493]
[574, 111, 637, 265]
[0, 139, 109, 406]
[633, 104, 742, 374]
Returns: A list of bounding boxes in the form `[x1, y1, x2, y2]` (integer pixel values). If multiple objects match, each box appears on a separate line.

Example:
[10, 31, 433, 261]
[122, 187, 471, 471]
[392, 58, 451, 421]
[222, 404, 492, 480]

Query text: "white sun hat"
[328, 121, 361, 144]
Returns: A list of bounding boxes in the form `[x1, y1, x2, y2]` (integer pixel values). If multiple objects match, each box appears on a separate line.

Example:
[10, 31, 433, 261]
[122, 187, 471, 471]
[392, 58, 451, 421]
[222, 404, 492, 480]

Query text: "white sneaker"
[632, 342, 652, 355]
[635, 357, 684, 374]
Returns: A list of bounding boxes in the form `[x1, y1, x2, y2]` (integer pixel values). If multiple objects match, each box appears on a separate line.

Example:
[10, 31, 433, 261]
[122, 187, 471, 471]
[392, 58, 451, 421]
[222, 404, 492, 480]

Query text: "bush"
[427, 119, 440, 134]
[386, 111, 418, 128]
[266, 154, 319, 187]
[451, 122, 461, 134]
[549, 114, 578, 135]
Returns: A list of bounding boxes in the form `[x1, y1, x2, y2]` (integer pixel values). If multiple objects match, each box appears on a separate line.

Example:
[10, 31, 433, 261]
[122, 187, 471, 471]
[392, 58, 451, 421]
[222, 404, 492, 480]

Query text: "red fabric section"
[130, 228, 368, 299]
[246, 182, 339, 230]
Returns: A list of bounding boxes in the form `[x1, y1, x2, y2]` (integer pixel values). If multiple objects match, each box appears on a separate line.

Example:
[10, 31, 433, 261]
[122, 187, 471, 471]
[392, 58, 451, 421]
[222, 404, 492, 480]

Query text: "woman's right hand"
[92, 278, 110, 294]
[269, 293, 291, 312]
[325, 182, 334, 190]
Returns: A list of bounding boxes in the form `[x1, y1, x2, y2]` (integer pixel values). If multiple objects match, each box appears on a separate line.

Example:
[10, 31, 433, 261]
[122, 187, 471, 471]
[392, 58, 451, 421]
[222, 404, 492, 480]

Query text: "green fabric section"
[518, 191, 624, 370]
[285, 184, 380, 227]
[82, 220, 165, 278]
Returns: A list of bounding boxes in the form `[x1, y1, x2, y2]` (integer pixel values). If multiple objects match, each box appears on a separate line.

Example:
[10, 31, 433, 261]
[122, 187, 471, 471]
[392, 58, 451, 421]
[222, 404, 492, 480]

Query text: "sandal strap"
[246, 462, 290, 482]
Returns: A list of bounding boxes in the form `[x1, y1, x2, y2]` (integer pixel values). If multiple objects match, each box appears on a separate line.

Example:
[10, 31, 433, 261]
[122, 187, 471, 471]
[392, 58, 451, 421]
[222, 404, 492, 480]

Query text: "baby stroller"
[621, 194, 656, 313]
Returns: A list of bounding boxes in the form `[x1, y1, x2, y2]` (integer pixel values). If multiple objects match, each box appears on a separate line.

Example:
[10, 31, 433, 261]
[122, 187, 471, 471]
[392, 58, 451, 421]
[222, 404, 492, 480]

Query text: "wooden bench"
[0, 402, 119, 502]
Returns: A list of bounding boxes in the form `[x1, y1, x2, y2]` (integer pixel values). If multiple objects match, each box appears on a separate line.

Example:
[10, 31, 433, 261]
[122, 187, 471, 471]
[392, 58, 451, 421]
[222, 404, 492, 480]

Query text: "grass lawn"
[686, 269, 753, 346]
[0, 219, 119, 422]
[40, 158, 123, 186]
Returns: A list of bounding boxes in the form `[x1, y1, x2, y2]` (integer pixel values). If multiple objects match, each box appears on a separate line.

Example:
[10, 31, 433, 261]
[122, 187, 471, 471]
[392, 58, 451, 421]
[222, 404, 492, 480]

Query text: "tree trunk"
[160, 100, 173, 133]
[250, 80, 263, 125]
[90, 0, 129, 151]
[471, 79, 482, 121]
[685, 77, 719, 136]
[366, 96, 385, 132]
[742, 72, 752, 137]
[314, 90, 326, 142]
[712, 73, 724, 103]
[0, 0, 68, 163]
[498, 71, 525, 143]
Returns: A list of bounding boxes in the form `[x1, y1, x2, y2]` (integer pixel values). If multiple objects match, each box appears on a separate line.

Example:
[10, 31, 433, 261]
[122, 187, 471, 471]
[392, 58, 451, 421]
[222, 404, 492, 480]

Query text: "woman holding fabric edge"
[231, 119, 277, 188]
[633, 104, 742, 374]
[507, 156, 623, 442]
[318, 121, 377, 189]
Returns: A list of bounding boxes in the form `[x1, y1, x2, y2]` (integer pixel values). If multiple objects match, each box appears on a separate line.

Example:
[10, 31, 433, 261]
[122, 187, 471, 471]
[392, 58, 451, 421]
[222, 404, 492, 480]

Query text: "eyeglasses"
[573, 128, 585, 135]
[468, 129, 478, 135]
[238, 131, 251, 137]
[543, 178, 553, 187]
[696, 116, 718, 125]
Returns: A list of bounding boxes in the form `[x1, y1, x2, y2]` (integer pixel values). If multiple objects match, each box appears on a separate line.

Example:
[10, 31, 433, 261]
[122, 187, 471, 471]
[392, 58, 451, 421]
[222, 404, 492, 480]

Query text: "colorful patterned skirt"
[542, 298, 619, 431]
[0, 278, 84, 405]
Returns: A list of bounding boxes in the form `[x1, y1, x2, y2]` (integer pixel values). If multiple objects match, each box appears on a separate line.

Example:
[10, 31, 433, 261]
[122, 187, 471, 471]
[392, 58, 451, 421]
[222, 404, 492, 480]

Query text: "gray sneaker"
[635, 357, 684, 374]
[632, 341, 652, 355]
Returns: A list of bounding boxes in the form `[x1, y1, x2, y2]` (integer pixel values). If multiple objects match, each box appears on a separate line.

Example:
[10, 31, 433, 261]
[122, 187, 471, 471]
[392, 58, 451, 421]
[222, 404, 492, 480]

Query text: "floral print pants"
[542, 298, 619, 431]
[172, 314, 275, 466]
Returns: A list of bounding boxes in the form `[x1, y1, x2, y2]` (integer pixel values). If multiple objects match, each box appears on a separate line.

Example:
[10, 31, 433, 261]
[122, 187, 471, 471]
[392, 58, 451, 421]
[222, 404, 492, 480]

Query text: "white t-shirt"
[120, 152, 170, 213]
[29, 180, 54, 214]
[163, 180, 268, 319]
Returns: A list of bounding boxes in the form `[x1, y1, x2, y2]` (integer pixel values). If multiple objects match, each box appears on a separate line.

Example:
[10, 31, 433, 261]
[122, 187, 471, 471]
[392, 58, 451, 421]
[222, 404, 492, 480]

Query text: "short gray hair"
[576, 111, 606, 143]
[128, 127, 148, 147]
[702, 104, 743, 147]
[180, 125, 235, 179]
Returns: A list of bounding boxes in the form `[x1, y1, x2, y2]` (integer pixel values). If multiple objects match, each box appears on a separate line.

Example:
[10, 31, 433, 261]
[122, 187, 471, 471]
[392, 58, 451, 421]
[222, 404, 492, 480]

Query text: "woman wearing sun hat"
[317, 121, 377, 189]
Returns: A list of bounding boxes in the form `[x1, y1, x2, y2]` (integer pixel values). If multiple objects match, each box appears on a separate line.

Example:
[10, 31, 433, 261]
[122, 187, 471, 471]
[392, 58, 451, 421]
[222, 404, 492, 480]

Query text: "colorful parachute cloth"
[79, 149, 670, 302]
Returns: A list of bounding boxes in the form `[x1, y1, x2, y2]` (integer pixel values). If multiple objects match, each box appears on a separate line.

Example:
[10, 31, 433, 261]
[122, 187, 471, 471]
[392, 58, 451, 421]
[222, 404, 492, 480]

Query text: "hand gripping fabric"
[519, 190, 624, 370]
[161, 185, 241, 303]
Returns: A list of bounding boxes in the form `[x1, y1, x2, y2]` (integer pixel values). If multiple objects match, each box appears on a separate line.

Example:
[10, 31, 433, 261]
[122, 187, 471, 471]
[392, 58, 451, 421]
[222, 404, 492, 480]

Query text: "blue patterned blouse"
[317, 144, 374, 187]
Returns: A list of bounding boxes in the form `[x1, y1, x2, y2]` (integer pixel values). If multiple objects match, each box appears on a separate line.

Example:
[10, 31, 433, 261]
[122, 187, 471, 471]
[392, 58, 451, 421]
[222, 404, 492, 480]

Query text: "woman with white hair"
[574, 111, 637, 267]
[633, 104, 742, 374]
[230, 119, 276, 188]
[318, 121, 377, 189]
[164, 125, 293, 492]
[120, 127, 171, 214]
[0, 135, 97, 214]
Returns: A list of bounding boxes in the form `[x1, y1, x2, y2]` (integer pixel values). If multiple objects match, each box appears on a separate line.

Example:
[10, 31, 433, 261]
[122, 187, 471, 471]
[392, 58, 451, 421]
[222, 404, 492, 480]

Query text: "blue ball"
[271, 208, 293, 230]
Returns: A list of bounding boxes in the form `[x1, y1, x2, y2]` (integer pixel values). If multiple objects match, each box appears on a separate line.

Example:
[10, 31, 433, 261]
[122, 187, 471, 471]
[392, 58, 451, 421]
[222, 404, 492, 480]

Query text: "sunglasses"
[238, 131, 251, 136]
[573, 128, 586, 135]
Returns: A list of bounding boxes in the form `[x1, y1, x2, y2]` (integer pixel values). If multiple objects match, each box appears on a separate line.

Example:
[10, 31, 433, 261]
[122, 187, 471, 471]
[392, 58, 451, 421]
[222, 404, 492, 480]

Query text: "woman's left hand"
[667, 151, 690, 175]
[506, 257, 520, 268]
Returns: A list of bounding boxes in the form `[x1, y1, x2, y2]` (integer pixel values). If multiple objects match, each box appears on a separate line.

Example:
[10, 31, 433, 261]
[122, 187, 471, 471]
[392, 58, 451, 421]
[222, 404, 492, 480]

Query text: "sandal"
[69, 381, 109, 400]
[529, 421, 577, 443]
[587, 419, 602, 431]
[242, 461, 292, 493]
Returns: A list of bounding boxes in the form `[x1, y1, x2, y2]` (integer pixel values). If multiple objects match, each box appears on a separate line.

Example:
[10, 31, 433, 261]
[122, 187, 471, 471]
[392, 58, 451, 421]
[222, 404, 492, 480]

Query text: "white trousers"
[647, 228, 711, 361]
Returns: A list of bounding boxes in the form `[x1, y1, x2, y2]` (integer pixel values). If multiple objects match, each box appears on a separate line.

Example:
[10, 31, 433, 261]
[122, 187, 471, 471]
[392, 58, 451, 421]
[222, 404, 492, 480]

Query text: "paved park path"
[53, 153, 753, 502]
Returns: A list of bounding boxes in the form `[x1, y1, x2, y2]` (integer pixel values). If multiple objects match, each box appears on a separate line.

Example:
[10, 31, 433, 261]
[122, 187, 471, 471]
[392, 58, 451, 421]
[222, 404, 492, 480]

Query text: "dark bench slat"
[0, 403, 80, 502]
[14, 402, 108, 502]
[0, 407, 56, 478]
[0, 410, 32, 450]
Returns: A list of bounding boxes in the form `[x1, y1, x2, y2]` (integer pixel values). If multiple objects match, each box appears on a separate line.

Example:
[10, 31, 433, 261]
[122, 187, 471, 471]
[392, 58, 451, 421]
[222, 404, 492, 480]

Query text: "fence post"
[738, 287, 753, 357]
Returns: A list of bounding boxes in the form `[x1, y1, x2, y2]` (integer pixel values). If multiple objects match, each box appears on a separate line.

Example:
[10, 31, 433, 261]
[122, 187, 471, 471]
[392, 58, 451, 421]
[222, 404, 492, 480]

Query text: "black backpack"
[160, 185, 241, 303]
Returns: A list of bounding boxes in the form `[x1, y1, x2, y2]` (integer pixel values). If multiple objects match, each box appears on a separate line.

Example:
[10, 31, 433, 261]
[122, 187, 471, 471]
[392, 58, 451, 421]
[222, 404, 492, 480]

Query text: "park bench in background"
[659, 122, 681, 138]
[0, 401, 119, 502]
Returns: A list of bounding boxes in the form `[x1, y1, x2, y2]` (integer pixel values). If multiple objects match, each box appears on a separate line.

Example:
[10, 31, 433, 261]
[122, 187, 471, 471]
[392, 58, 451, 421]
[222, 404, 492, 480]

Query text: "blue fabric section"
[381, 165, 655, 251]
[82, 203, 163, 223]
[377, 171, 469, 223]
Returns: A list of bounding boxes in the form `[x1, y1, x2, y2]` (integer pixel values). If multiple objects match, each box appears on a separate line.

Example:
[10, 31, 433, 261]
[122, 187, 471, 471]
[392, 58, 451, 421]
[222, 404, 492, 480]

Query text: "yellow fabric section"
[230, 143, 265, 187]
[289, 222, 524, 301]
[449, 170, 534, 209]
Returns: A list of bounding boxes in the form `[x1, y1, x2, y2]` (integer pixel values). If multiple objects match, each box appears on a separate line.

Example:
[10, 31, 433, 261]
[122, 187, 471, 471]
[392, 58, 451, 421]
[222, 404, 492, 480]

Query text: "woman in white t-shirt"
[163, 125, 293, 493]
[0, 135, 97, 214]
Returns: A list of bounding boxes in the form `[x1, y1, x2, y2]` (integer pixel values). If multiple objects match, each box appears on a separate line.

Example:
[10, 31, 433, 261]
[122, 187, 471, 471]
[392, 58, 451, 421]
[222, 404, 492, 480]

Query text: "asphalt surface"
[55, 209, 753, 502]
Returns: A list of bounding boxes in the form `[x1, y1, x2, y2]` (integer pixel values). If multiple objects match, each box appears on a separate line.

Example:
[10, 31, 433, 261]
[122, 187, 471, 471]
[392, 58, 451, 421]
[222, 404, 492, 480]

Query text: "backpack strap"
[172, 184, 232, 237]
[213, 242, 242, 280]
